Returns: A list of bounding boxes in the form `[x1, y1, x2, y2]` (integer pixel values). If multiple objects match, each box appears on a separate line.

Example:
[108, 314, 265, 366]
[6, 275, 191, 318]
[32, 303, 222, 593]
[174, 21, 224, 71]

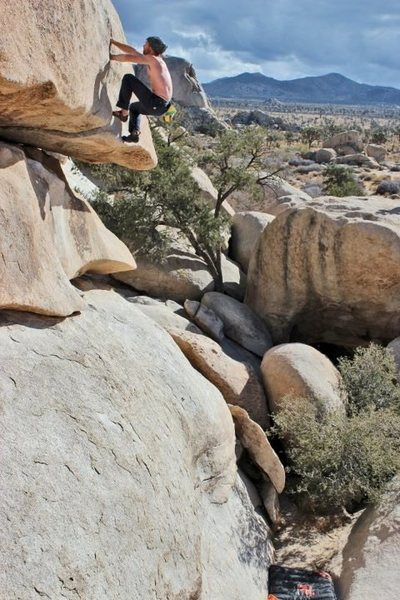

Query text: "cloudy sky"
[113, 0, 400, 88]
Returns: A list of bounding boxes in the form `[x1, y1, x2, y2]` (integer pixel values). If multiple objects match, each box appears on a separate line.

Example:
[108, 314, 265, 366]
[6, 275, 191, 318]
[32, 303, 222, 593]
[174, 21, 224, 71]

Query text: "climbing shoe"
[122, 131, 140, 144]
[112, 109, 128, 122]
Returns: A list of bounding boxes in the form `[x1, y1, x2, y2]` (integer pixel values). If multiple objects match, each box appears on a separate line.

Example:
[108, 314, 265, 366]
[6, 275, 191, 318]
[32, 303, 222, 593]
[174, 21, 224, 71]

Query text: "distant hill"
[203, 72, 400, 105]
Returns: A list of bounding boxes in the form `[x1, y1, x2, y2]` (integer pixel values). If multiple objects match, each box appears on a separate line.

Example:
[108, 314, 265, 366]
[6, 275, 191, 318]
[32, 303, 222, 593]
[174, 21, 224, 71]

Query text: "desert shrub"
[271, 344, 400, 513]
[370, 129, 388, 145]
[284, 131, 295, 145]
[322, 164, 363, 197]
[338, 344, 400, 416]
[272, 398, 400, 513]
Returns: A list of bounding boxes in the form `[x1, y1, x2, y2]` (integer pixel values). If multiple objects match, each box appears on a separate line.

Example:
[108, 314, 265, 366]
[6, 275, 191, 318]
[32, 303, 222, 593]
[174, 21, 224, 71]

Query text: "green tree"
[82, 126, 280, 290]
[199, 127, 281, 218]
[83, 131, 228, 288]
[323, 163, 363, 197]
[284, 131, 295, 146]
[389, 124, 400, 148]
[301, 126, 321, 149]
[321, 120, 341, 139]
[198, 127, 283, 278]
[265, 127, 281, 149]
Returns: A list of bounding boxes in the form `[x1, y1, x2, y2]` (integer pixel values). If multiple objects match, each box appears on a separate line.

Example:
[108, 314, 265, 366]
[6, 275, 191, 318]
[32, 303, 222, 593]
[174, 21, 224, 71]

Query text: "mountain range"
[203, 72, 400, 105]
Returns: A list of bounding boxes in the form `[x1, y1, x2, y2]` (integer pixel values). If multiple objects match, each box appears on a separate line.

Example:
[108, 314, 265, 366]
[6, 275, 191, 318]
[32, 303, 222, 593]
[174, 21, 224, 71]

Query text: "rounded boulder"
[261, 343, 345, 415]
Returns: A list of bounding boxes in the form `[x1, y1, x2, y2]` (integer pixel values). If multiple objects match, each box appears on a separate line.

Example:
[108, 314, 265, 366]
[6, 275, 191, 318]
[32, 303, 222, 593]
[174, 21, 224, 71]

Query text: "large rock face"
[25, 147, 136, 279]
[335, 153, 379, 168]
[136, 56, 227, 135]
[129, 296, 204, 335]
[0, 143, 82, 316]
[338, 477, 400, 600]
[246, 197, 400, 347]
[0, 289, 273, 599]
[0, 0, 156, 170]
[366, 143, 386, 162]
[0, 142, 135, 317]
[315, 147, 337, 163]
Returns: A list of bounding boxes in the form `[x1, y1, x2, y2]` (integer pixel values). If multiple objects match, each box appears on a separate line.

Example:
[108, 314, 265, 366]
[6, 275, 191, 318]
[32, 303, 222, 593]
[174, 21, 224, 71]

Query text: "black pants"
[116, 73, 170, 132]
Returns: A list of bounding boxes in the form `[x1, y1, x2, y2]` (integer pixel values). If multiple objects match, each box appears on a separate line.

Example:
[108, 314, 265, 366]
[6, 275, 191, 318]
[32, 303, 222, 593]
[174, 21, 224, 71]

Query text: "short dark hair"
[146, 36, 168, 55]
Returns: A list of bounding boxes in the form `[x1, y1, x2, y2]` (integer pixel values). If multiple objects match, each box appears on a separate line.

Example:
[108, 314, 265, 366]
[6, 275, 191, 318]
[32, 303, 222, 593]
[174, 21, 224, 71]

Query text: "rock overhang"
[0, 0, 157, 171]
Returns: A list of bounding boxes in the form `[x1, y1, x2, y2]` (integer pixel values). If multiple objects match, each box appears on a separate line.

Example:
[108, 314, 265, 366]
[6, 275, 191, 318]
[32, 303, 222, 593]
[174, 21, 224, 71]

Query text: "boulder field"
[3, 2, 400, 597]
[0, 135, 276, 595]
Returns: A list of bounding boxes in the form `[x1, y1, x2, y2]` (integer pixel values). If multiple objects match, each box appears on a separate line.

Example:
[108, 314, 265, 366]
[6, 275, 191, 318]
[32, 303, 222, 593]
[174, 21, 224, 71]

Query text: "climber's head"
[144, 36, 168, 56]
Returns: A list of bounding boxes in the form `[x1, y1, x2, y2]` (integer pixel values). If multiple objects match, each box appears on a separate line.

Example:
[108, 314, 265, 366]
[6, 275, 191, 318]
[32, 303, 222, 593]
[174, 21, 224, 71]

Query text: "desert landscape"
[1, 1, 400, 599]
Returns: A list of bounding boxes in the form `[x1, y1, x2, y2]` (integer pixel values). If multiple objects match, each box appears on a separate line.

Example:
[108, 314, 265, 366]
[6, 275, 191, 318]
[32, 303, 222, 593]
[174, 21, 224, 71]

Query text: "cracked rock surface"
[0, 288, 272, 599]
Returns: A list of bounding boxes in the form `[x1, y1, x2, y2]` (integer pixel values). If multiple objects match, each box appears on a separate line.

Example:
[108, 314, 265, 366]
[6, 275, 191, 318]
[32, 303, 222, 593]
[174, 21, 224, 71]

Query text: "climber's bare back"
[145, 56, 172, 102]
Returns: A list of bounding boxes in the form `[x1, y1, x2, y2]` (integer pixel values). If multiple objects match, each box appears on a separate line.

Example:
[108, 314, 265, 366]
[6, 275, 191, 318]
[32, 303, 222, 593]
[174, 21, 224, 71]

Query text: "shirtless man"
[110, 36, 173, 143]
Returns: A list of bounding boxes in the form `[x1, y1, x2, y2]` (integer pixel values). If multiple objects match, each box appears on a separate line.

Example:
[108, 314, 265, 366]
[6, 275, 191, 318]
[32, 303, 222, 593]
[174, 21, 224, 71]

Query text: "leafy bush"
[271, 344, 400, 513]
[322, 164, 363, 197]
[338, 344, 400, 416]
[272, 398, 400, 513]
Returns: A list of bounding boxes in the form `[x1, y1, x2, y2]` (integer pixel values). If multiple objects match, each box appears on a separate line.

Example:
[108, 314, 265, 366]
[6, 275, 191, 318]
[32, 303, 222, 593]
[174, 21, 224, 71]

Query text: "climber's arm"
[110, 53, 151, 64]
[110, 38, 138, 54]
[109, 40, 151, 64]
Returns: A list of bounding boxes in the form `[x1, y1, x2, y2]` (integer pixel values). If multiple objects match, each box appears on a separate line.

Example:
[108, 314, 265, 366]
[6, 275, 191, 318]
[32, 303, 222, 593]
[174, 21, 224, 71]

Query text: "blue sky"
[113, 0, 400, 87]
